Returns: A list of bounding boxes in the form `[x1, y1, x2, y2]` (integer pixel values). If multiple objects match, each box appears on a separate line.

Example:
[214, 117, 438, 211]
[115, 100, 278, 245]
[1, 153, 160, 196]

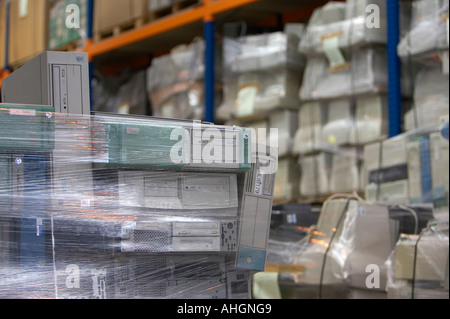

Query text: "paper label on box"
[19, 0, 28, 18]
[118, 103, 130, 114]
[161, 102, 175, 118]
[254, 168, 264, 195]
[237, 85, 258, 117]
[322, 36, 346, 69]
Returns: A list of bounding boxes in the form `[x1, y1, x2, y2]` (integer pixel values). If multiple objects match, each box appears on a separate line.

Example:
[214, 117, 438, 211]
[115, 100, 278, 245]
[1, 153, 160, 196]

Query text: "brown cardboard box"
[8, 0, 48, 67]
[0, 0, 7, 70]
[94, 0, 147, 33]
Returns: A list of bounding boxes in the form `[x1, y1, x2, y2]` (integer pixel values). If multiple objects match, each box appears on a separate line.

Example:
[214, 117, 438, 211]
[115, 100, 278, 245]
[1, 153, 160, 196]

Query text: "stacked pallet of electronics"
[293, 0, 392, 203]
[145, 38, 215, 121]
[216, 25, 306, 205]
[0, 51, 278, 299]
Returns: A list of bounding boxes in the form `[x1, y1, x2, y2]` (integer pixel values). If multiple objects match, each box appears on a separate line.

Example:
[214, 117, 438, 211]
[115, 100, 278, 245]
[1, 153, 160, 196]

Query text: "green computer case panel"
[106, 123, 185, 168]
[0, 104, 55, 152]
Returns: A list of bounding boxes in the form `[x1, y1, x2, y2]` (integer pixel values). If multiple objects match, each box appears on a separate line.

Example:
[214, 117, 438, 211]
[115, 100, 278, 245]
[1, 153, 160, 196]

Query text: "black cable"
[318, 198, 351, 299]
[411, 227, 424, 299]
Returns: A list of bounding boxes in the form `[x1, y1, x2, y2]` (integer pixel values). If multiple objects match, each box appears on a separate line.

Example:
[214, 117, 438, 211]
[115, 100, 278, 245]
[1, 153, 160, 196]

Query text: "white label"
[9, 108, 36, 116]
[254, 168, 264, 195]
[19, 0, 28, 18]
[118, 103, 130, 114]
[237, 85, 258, 117]
[322, 36, 346, 69]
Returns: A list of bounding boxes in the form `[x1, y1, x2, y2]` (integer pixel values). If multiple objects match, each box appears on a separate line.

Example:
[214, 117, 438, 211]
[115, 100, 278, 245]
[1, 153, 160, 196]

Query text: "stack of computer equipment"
[0, 51, 278, 299]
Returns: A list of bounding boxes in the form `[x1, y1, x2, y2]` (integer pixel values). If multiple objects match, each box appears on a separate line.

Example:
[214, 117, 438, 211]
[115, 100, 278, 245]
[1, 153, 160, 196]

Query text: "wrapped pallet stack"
[218, 30, 306, 203]
[146, 38, 221, 121]
[294, 0, 389, 201]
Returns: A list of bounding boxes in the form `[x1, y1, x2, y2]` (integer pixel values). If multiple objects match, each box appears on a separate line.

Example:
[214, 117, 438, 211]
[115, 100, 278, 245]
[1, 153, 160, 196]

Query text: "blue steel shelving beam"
[87, 0, 94, 110]
[203, 0, 216, 123]
[204, 19, 215, 123]
[387, 0, 402, 137]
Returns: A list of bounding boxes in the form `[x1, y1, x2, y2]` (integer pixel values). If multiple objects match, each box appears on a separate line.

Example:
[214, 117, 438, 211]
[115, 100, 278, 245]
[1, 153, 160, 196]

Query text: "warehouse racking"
[1, 0, 404, 132]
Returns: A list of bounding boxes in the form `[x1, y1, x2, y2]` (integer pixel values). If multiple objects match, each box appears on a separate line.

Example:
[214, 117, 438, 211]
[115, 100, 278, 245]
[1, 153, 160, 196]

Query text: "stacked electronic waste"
[379, 0, 449, 299]
[217, 28, 306, 204]
[0, 51, 278, 299]
[252, 0, 449, 300]
[146, 38, 222, 121]
[293, 0, 392, 201]
[270, 194, 443, 299]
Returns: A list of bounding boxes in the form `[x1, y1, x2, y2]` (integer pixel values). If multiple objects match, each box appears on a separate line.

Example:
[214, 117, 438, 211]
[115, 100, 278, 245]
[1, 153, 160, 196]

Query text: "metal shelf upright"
[386, 0, 403, 138]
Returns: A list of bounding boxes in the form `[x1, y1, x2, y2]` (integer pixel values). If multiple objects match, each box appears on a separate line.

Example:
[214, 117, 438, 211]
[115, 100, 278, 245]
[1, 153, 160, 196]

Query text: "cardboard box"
[8, 0, 49, 67]
[94, 0, 147, 33]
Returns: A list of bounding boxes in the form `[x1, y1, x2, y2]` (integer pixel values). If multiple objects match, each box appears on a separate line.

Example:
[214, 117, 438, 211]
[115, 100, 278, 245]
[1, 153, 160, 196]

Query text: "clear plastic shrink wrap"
[364, 127, 449, 209]
[293, 95, 388, 155]
[397, 0, 449, 58]
[0, 103, 278, 299]
[285, 195, 397, 299]
[266, 194, 439, 299]
[299, 153, 330, 198]
[292, 102, 326, 155]
[404, 63, 449, 131]
[217, 32, 305, 119]
[299, 47, 388, 101]
[299, 0, 387, 56]
[146, 38, 214, 120]
[266, 204, 320, 266]
[93, 69, 149, 115]
[386, 220, 449, 299]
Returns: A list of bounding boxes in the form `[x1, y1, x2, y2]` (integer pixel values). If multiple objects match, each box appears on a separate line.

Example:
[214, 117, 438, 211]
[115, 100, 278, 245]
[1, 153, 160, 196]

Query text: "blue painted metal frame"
[387, 0, 402, 137]
[88, 0, 94, 110]
[204, 20, 215, 123]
